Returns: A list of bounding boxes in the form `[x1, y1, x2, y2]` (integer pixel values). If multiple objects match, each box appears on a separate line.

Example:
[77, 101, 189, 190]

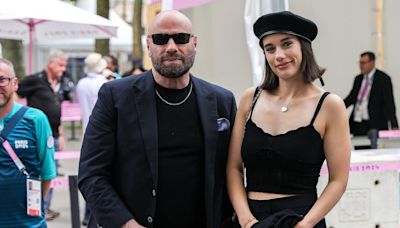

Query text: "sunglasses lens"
[151, 34, 169, 45]
[151, 33, 191, 45]
[172, 33, 191, 44]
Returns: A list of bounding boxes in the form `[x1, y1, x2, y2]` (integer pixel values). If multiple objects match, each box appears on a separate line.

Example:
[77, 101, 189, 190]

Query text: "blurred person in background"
[122, 57, 146, 77]
[102, 68, 117, 81]
[76, 52, 108, 226]
[344, 51, 398, 136]
[104, 54, 121, 79]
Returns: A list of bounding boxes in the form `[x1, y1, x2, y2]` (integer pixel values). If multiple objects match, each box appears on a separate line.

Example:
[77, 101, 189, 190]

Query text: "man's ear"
[13, 78, 19, 91]
[193, 35, 198, 48]
[146, 37, 151, 51]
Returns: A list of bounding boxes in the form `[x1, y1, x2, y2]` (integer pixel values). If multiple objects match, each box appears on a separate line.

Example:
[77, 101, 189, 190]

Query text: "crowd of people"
[0, 9, 398, 228]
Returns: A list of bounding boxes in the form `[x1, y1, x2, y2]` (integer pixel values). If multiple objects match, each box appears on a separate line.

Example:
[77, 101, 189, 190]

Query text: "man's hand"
[122, 219, 146, 228]
[58, 135, 65, 151]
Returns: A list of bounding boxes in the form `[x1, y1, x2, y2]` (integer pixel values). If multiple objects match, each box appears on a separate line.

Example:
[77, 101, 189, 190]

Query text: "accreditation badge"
[26, 178, 41, 217]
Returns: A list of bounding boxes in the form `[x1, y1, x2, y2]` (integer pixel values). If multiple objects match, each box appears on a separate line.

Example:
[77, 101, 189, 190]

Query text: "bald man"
[78, 10, 236, 228]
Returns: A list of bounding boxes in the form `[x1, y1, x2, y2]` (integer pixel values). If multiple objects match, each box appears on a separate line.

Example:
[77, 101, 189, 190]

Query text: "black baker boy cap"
[253, 11, 318, 47]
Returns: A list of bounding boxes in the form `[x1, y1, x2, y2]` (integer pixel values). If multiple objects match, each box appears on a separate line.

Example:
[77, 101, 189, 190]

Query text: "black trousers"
[234, 193, 326, 228]
[350, 120, 370, 136]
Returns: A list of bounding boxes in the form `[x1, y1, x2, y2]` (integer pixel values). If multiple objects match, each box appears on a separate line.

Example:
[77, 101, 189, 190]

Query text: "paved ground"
[47, 123, 86, 228]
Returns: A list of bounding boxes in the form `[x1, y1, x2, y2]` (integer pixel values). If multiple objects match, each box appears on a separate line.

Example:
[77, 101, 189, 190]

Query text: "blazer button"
[148, 216, 153, 223]
[152, 189, 156, 197]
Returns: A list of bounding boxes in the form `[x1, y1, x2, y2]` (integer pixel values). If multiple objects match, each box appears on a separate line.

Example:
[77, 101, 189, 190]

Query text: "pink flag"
[171, 0, 215, 10]
[148, 0, 215, 10]
[147, 0, 161, 4]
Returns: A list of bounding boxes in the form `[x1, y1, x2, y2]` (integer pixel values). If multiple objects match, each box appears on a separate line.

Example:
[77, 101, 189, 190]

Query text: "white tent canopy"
[0, 0, 118, 73]
[37, 9, 132, 52]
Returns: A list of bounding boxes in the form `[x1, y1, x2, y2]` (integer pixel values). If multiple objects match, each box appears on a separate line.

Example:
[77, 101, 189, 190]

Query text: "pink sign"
[50, 177, 69, 189]
[148, 0, 214, 10]
[172, 0, 214, 10]
[379, 130, 400, 138]
[54, 151, 80, 160]
[320, 161, 400, 175]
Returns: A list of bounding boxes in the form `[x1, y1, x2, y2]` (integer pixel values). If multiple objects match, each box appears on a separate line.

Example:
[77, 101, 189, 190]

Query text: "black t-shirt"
[17, 71, 65, 137]
[154, 81, 206, 228]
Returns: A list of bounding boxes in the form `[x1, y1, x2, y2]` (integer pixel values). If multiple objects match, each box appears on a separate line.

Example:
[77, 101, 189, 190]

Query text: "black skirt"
[233, 193, 326, 228]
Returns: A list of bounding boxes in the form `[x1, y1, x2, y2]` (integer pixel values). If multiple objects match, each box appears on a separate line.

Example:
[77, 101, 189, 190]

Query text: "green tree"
[0, 39, 25, 79]
[132, 0, 143, 60]
[95, 0, 110, 55]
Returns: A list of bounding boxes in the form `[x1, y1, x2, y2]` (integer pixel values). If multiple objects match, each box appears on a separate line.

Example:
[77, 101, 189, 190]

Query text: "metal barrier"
[69, 175, 81, 228]
[51, 151, 81, 228]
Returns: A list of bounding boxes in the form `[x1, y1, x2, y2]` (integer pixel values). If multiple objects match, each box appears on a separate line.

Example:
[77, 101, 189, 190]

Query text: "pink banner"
[50, 177, 69, 189]
[379, 130, 400, 138]
[148, 0, 214, 10]
[54, 151, 80, 160]
[320, 161, 400, 175]
[172, 0, 214, 10]
[148, 0, 161, 4]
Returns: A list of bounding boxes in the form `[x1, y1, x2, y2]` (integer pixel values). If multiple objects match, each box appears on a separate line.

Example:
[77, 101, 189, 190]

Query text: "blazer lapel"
[192, 76, 218, 225]
[132, 72, 159, 187]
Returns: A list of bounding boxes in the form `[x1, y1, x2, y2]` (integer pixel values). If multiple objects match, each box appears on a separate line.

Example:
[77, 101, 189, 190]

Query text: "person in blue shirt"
[0, 58, 56, 227]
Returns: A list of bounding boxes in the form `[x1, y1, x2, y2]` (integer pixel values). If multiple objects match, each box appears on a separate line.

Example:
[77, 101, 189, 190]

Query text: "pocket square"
[217, 117, 230, 131]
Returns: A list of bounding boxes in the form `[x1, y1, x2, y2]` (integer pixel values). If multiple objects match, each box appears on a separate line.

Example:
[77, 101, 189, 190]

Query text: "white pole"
[244, 0, 288, 85]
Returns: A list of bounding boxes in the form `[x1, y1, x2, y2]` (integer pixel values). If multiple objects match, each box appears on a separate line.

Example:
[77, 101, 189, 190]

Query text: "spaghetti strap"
[310, 92, 330, 125]
[245, 87, 262, 123]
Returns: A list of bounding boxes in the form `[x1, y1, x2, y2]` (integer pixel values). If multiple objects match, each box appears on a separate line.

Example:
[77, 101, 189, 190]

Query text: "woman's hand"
[242, 217, 258, 228]
[294, 220, 312, 228]
[245, 219, 258, 228]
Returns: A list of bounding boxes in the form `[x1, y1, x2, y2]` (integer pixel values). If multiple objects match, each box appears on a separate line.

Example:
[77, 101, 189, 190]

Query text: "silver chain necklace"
[155, 82, 193, 106]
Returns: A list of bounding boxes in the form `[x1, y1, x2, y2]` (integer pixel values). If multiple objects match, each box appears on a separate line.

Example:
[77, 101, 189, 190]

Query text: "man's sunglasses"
[150, 33, 193, 45]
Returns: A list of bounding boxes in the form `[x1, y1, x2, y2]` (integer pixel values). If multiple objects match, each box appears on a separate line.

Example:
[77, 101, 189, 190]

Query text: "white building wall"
[181, 0, 253, 98]
[184, 0, 399, 122]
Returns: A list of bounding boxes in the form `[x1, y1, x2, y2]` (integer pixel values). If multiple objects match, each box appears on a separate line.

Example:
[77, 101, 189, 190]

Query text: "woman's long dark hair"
[260, 38, 325, 91]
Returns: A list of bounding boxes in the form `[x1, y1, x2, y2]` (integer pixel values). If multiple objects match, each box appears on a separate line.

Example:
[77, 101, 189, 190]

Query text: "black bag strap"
[0, 106, 29, 142]
[246, 87, 262, 123]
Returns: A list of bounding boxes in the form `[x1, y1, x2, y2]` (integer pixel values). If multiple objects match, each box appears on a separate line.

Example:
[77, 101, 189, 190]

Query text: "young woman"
[227, 11, 351, 228]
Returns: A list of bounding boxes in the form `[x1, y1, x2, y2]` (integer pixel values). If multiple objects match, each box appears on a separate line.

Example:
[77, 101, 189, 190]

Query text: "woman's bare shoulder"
[237, 86, 261, 113]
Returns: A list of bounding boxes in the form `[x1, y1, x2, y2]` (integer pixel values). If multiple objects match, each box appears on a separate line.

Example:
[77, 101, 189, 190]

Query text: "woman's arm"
[296, 94, 351, 228]
[226, 87, 259, 228]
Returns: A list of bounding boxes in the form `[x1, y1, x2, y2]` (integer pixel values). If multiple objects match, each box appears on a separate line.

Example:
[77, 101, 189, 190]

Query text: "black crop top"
[241, 88, 330, 194]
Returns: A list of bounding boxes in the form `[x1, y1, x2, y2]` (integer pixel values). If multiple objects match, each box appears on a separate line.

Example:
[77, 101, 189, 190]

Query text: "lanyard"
[2, 140, 29, 176]
[0, 106, 29, 176]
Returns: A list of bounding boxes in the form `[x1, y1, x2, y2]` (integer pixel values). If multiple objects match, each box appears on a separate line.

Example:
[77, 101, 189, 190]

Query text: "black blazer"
[344, 69, 398, 132]
[78, 71, 237, 228]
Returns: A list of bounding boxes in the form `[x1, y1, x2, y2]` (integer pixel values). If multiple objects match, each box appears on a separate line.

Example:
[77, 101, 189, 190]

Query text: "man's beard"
[152, 50, 195, 79]
[0, 94, 11, 108]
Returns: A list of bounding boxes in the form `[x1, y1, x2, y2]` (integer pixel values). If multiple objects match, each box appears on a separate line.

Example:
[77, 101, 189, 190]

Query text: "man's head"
[0, 58, 18, 108]
[46, 49, 68, 80]
[359, 51, 375, 75]
[84, 53, 107, 74]
[104, 55, 119, 73]
[146, 10, 197, 79]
